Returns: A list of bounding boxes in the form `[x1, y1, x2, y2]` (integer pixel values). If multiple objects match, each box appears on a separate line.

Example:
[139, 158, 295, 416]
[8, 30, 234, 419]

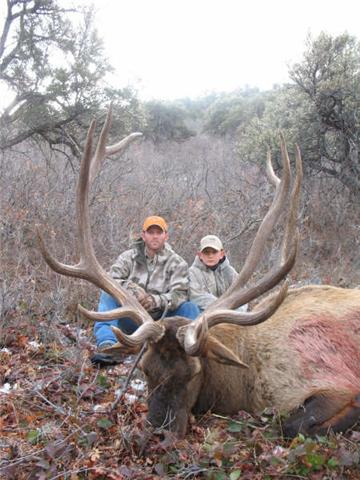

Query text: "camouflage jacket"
[189, 255, 238, 311]
[110, 239, 189, 312]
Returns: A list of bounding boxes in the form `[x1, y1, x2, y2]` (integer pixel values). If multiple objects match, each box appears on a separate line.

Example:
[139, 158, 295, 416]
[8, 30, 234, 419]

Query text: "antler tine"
[179, 281, 289, 357]
[281, 143, 302, 262]
[266, 147, 280, 187]
[233, 133, 290, 290]
[89, 105, 143, 185]
[265, 138, 303, 262]
[111, 323, 166, 348]
[77, 304, 146, 322]
[37, 109, 153, 326]
[208, 132, 292, 311]
[93, 322, 166, 357]
[178, 136, 302, 356]
[206, 239, 298, 325]
[36, 121, 99, 281]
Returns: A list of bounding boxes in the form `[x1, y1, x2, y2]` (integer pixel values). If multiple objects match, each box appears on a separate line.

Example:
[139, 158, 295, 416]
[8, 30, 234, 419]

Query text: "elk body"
[140, 285, 360, 436]
[37, 110, 360, 438]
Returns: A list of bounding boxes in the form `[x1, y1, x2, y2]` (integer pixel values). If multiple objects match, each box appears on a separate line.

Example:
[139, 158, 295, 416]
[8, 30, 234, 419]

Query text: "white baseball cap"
[200, 235, 223, 252]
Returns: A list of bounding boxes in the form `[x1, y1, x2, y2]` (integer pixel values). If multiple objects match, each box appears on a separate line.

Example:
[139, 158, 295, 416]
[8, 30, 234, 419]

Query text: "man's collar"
[145, 246, 164, 259]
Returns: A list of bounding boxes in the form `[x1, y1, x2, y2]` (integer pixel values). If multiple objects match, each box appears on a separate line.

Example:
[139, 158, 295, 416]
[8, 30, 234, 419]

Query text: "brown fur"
[140, 285, 360, 436]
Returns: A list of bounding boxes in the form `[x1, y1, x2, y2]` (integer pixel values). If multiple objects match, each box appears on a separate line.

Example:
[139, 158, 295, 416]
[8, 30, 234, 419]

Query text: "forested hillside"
[0, 2, 359, 478]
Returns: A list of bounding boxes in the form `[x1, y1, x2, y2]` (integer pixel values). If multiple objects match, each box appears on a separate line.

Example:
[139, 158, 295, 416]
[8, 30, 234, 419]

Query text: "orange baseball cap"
[142, 215, 168, 232]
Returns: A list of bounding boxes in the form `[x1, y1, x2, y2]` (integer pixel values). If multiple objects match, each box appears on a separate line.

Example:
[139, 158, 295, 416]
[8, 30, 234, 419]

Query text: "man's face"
[142, 225, 168, 254]
[199, 247, 224, 267]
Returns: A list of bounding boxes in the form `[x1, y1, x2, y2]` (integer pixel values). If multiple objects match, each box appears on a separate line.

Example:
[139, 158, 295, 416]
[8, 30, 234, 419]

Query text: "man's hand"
[139, 294, 156, 311]
[126, 282, 147, 302]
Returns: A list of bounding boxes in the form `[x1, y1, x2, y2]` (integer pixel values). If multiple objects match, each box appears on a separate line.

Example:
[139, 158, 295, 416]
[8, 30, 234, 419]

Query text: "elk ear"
[101, 342, 142, 355]
[203, 336, 248, 368]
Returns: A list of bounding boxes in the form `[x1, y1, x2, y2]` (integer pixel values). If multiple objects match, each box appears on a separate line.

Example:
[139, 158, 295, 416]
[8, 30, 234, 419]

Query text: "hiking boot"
[90, 341, 122, 367]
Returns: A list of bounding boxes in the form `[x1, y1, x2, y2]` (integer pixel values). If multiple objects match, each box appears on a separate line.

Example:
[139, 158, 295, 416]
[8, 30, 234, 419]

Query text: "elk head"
[37, 109, 302, 436]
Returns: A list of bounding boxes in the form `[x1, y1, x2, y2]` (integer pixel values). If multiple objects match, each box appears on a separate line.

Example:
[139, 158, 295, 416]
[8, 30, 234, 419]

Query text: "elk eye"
[141, 367, 150, 377]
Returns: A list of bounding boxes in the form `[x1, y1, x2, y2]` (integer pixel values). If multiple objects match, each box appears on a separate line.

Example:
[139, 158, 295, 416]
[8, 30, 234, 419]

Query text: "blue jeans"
[93, 291, 200, 348]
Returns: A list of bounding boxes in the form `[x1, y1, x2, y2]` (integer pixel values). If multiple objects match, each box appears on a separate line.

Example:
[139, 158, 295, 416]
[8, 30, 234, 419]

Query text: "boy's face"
[199, 247, 224, 267]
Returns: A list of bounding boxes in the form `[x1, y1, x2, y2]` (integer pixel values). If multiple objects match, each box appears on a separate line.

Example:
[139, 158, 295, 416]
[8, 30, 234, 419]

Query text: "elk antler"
[36, 109, 164, 338]
[177, 134, 303, 356]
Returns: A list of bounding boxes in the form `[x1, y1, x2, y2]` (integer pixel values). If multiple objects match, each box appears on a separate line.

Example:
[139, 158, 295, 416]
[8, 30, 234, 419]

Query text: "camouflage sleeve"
[189, 267, 217, 311]
[226, 264, 248, 311]
[153, 256, 189, 311]
[109, 250, 133, 286]
[228, 265, 239, 286]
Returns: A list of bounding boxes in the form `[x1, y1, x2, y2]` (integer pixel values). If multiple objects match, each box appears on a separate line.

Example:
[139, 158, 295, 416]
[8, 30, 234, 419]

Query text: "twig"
[49, 467, 97, 479]
[76, 359, 99, 402]
[32, 388, 66, 415]
[110, 302, 170, 411]
[0, 427, 82, 471]
[110, 343, 147, 410]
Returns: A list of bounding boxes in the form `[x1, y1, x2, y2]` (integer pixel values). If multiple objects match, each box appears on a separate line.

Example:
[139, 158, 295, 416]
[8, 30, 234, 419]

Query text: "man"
[91, 215, 200, 366]
[189, 234, 247, 312]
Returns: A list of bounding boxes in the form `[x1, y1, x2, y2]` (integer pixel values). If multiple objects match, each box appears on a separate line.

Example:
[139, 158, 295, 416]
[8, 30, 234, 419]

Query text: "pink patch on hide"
[289, 311, 360, 391]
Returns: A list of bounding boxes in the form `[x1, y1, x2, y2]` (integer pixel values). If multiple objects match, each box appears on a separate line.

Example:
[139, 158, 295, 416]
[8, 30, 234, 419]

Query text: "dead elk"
[37, 110, 360, 438]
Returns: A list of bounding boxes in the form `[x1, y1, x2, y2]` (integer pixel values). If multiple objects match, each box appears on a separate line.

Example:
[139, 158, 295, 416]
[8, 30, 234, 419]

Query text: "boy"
[189, 234, 247, 312]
